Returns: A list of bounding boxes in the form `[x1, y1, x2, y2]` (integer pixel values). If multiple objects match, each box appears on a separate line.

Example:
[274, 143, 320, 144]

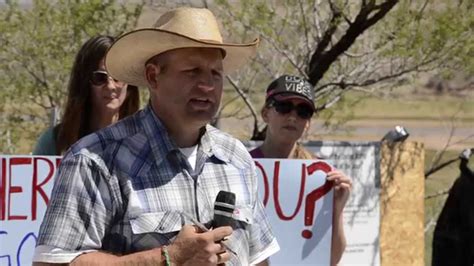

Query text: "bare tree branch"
[308, 0, 399, 86]
[425, 104, 474, 179]
[417, 0, 430, 19]
[261, 34, 306, 77]
[343, 50, 373, 58]
[225, 75, 260, 138]
[297, 0, 311, 54]
[315, 56, 436, 97]
[308, 0, 344, 78]
[425, 157, 459, 179]
[312, 0, 324, 42]
[314, 89, 345, 113]
[216, 94, 240, 119]
[427, 114, 459, 175]
[424, 215, 437, 233]
[425, 189, 450, 199]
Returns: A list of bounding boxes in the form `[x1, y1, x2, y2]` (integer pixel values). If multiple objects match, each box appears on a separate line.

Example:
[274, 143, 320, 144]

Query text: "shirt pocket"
[128, 211, 183, 251]
[130, 211, 183, 234]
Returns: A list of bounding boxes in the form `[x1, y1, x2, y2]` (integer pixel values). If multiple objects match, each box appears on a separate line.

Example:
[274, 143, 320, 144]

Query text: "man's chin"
[189, 109, 215, 120]
[193, 116, 213, 125]
[185, 113, 215, 128]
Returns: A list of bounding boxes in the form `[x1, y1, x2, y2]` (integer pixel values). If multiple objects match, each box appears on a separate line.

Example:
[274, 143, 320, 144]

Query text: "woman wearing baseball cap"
[250, 74, 352, 265]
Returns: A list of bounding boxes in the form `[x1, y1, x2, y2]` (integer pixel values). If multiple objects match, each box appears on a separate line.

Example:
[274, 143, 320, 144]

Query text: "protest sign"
[255, 159, 334, 265]
[0, 156, 60, 266]
[246, 141, 381, 265]
[1, 140, 380, 265]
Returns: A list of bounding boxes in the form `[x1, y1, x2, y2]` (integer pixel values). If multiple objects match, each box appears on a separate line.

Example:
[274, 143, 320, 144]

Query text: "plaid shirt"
[35, 105, 278, 265]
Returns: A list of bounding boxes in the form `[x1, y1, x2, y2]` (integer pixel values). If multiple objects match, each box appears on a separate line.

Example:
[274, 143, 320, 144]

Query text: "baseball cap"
[265, 75, 315, 110]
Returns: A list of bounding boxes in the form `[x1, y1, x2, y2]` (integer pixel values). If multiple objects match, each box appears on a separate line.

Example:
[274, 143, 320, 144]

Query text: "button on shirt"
[34, 105, 279, 265]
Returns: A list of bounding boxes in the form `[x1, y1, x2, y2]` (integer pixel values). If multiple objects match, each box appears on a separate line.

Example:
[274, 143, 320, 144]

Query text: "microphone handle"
[213, 214, 235, 228]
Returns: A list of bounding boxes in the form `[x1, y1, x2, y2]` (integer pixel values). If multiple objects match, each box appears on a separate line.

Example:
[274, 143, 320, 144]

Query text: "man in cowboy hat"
[33, 7, 279, 266]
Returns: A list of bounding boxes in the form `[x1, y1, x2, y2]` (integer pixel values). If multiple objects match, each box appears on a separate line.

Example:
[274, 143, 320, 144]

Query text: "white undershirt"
[178, 145, 198, 171]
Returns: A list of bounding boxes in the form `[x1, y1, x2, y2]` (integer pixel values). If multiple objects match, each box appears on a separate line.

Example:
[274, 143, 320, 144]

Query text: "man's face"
[149, 48, 224, 130]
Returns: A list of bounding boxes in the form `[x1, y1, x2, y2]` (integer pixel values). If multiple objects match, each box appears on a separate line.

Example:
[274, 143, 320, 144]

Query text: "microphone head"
[213, 191, 236, 229]
[215, 190, 236, 205]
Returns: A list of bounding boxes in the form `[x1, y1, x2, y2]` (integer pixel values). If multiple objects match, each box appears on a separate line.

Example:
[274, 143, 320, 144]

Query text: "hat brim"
[105, 28, 259, 88]
[272, 93, 315, 110]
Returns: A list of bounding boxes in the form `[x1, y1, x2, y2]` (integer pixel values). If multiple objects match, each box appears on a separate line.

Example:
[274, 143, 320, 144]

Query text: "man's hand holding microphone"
[166, 191, 236, 265]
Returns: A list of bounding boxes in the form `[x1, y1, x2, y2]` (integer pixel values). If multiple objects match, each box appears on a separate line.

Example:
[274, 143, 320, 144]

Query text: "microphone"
[212, 191, 236, 229]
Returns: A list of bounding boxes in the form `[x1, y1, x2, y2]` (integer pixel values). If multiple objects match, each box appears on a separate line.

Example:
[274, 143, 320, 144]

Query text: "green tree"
[210, 0, 473, 138]
[0, 0, 144, 153]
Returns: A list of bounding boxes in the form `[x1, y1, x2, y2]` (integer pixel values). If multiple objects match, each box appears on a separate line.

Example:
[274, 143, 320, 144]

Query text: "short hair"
[146, 52, 170, 74]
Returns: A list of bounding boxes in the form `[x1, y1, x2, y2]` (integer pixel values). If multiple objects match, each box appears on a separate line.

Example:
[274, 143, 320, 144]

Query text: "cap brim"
[105, 28, 259, 88]
[272, 93, 315, 110]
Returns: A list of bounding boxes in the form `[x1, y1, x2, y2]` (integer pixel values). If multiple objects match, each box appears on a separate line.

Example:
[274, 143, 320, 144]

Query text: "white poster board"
[255, 159, 334, 265]
[247, 141, 381, 265]
[0, 156, 60, 266]
[305, 141, 381, 265]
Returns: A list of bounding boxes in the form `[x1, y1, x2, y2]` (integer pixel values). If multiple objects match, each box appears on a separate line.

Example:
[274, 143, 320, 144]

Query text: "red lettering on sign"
[255, 161, 269, 206]
[0, 158, 6, 220]
[255, 159, 335, 239]
[32, 158, 54, 220]
[302, 161, 333, 239]
[8, 157, 31, 220]
[274, 161, 306, 220]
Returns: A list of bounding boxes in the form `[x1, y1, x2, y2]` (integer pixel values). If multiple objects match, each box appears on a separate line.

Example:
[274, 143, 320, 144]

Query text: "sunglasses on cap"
[90, 70, 126, 87]
[268, 100, 314, 119]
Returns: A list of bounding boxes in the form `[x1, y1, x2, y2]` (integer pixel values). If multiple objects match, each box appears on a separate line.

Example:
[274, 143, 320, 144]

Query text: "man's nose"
[197, 71, 217, 91]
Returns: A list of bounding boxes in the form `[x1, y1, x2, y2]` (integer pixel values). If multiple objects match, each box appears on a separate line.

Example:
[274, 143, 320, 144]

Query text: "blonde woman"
[250, 75, 352, 265]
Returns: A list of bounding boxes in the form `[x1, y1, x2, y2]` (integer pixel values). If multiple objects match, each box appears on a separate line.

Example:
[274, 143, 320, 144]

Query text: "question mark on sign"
[301, 161, 333, 239]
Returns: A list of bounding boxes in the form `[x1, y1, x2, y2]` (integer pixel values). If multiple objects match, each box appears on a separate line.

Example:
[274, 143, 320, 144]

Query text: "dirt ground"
[219, 117, 474, 151]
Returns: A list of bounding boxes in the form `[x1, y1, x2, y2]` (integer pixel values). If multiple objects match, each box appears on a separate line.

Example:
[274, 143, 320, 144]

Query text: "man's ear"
[145, 63, 160, 89]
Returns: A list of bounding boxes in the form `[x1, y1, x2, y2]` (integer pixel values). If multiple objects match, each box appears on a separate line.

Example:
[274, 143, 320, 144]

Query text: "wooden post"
[380, 141, 425, 265]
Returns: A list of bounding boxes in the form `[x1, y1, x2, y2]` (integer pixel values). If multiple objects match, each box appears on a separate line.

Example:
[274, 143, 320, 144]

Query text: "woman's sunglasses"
[268, 100, 314, 119]
[90, 70, 126, 87]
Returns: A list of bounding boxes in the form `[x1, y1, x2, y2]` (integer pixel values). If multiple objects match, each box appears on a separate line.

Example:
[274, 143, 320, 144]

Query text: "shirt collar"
[202, 124, 232, 164]
[140, 104, 179, 166]
[140, 104, 233, 166]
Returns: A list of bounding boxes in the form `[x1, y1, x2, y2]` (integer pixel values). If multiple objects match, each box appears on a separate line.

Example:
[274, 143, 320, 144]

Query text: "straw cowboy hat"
[106, 7, 259, 88]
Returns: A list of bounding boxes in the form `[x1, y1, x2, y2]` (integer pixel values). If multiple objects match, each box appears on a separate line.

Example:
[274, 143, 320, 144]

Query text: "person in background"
[432, 149, 474, 265]
[33, 7, 278, 266]
[250, 75, 352, 265]
[33, 35, 139, 155]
